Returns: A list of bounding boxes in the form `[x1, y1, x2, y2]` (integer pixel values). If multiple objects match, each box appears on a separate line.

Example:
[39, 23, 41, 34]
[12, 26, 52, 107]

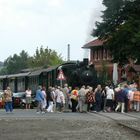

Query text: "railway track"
[90, 111, 140, 135]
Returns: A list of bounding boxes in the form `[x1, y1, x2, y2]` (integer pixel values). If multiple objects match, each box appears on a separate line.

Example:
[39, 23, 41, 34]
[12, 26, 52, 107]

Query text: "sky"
[0, 0, 104, 62]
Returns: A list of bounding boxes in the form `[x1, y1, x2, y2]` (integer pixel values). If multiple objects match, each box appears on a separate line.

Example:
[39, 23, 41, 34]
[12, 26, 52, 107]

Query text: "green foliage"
[1, 50, 29, 74]
[28, 46, 63, 68]
[93, 0, 125, 39]
[92, 0, 140, 65]
[98, 61, 111, 85]
[0, 46, 63, 74]
[0, 67, 8, 75]
[0, 61, 3, 67]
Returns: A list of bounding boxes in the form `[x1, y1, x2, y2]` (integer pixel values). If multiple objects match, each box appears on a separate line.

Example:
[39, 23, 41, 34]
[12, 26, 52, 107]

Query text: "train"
[0, 58, 98, 94]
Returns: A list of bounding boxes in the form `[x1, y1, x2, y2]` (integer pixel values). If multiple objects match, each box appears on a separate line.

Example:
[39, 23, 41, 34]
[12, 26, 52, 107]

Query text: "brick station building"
[82, 38, 140, 85]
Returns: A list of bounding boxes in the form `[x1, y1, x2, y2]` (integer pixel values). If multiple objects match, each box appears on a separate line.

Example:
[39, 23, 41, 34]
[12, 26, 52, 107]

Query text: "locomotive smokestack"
[67, 44, 70, 61]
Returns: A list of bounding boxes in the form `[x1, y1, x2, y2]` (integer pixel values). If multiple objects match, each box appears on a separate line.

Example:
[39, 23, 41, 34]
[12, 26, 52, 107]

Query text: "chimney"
[67, 44, 70, 61]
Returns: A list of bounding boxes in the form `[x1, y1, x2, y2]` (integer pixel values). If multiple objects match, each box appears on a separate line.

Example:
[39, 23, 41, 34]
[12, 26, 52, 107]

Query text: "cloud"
[0, 0, 104, 61]
[0, 0, 32, 30]
[0, 0, 65, 31]
[47, 0, 64, 8]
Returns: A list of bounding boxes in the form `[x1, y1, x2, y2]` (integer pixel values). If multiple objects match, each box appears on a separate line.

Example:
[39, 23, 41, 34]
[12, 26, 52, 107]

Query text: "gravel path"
[0, 110, 140, 140]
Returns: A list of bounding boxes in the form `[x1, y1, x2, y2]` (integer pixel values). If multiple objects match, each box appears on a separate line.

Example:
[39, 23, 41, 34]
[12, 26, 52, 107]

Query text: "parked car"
[0, 90, 4, 108]
[12, 92, 37, 109]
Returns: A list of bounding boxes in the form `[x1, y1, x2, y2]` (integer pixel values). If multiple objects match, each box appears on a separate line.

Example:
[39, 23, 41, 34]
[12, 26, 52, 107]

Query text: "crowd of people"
[34, 82, 140, 114]
[2, 82, 140, 114]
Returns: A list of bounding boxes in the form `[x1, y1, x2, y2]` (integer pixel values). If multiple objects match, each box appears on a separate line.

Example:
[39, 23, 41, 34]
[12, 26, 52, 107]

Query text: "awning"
[0, 75, 7, 79]
[29, 66, 57, 77]
[29, 69, 43, 77]
[42, 66, 57, 72]
[7, 72, 30, 78]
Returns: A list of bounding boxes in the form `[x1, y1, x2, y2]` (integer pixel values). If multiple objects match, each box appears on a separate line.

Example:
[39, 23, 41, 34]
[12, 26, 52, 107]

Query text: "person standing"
[86, 87, 95, 112]
[101, 86, 107, 112]
[70, 87, 79, 112]
[78, 86, 86, 113]
[46, 87, 54, 112]
[133, 90, 140, 112]
[41, 86, 47, 112]
[56, 87, 65, 112]
[52, 87, 57, 112]
[94, 85, 102, 112]
[4, 87, 13, 113]
[35, 86, 44, 113]
[105, 86, 115, 112]
[25, 87, 32, 109]
[63, 84, 69, 110]
[115, 87, 125, 113]
[122, 84, 129, 113]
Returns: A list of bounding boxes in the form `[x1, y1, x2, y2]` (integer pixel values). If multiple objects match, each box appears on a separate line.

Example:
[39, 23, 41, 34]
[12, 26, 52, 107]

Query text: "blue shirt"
[122, 88, 129, 99]
[35, 89, 44, 102]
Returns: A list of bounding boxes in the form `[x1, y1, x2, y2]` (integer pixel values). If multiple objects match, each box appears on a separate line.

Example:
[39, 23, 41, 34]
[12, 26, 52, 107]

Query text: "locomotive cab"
[57, 58, 98, 88]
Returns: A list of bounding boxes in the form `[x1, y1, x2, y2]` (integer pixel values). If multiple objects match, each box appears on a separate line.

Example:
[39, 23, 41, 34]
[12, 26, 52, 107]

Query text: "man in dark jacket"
[122, 84, 129, 113]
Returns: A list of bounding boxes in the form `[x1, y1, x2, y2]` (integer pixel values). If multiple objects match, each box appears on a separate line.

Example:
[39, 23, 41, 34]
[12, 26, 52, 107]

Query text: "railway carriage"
[0, 59, 98, 93]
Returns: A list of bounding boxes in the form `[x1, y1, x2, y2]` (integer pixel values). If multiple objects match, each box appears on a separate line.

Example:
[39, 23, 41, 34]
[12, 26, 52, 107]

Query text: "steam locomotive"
[0, 58, 98, 93]
[59, 58, 98, 88]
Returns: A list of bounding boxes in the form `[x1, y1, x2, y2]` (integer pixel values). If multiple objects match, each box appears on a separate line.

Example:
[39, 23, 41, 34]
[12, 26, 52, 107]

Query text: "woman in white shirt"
[25, 87, 32, 109]
[105, 86, 114, 112]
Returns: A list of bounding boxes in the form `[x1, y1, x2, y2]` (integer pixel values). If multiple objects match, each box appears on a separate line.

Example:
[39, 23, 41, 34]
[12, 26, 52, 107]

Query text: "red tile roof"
[82, 39, 104, 48]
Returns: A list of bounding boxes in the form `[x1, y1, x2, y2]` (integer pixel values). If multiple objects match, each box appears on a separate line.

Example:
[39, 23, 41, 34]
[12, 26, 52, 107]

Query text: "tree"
[2, 50, 29, 74]
[0, 46, 63, 75]
[93, 0, 125, 39]
[28, 46, 63, 68]
[92, 0, 140, 65]
[100, 61, 110, 85]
